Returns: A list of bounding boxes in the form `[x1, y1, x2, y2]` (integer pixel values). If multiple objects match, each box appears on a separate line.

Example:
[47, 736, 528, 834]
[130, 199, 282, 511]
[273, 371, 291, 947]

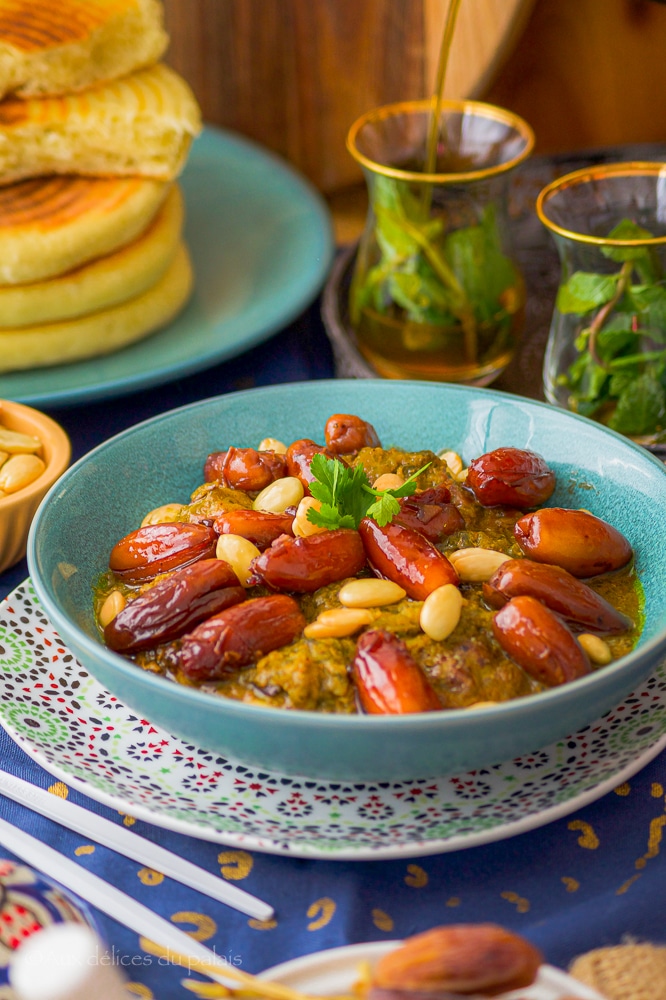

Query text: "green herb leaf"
[608, 372, 666, 434]
[365, 493, 402, 527]
[556, 272, 618, 314]
[306, 454, 431, 530]
[443, 206, 518, 324]
[628, 283, 666, 335]
[307, 456, 370, 530]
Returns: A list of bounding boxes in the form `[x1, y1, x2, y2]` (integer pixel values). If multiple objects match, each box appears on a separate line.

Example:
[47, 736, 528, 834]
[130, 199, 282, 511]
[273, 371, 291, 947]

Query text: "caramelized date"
[178, 594, 305, 681]
[358, 517, 459, 600]
[104, 560, 244, 653]
[492, 595, 591, 686]
[324, 413, 381, 453]
[370, 924, 542, 997]
[395, 484, 465, 542]
[249, 528, 366, 592]
[204, 447, 286, 492]
[467, 448, 556, 509]
[203, 451, 228, 481]
[484, 559, 633, 633]
[213, 509, 294, 549]
[352, 629, 441, 714]
[514, 507, 633, 577]
[285, 438, 340, 491]
[109, 523, 217, 582]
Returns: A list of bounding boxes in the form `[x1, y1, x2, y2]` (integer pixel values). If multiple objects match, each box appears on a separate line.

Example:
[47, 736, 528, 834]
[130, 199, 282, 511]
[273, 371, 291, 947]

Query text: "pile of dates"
[96, 413, 638, 714]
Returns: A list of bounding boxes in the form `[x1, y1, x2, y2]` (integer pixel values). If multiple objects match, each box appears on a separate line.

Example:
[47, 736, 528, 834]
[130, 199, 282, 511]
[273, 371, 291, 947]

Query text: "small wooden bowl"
[0, 399, 71, 574]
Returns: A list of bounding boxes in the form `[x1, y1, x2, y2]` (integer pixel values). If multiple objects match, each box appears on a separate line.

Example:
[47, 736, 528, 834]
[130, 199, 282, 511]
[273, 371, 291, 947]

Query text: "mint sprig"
[555, 217, 666, 437]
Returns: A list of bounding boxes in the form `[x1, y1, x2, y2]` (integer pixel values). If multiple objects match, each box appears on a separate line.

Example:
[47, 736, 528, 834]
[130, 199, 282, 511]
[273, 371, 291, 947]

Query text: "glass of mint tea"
[538, 162, 666, 446]
[346, 99, 534, 385]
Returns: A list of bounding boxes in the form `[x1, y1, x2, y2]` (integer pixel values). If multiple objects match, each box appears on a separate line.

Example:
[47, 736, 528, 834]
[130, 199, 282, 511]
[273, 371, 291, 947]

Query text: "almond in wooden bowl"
[0, 399, 71, 574]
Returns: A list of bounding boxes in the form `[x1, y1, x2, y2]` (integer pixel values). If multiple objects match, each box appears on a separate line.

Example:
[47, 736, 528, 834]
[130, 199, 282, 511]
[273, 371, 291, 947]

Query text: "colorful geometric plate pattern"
[1, 580, 666, 861]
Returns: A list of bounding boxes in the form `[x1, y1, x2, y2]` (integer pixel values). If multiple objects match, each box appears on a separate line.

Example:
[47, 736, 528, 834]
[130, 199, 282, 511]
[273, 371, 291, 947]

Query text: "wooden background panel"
[163, 0, 427, 194]
[485, 0, 666, 155]
[163, 0, 533, 194]
[162, 0, 666, 242]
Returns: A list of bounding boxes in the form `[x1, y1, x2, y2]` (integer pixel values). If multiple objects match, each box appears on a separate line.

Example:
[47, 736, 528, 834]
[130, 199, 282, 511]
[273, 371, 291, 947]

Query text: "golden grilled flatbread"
[0, 241, 193, 373]
[0, 174, 169, 285]
[0, 184, 184, 327]
[0, 62, 202, 185]
[0, 0, 168, 99]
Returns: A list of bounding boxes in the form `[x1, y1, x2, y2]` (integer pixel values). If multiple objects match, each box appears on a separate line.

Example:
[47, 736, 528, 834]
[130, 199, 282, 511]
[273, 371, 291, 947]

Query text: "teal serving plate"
[26, 380, 666, 781]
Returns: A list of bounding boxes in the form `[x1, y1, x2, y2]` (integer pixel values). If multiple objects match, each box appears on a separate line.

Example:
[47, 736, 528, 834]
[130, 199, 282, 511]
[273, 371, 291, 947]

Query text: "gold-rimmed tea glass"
[346, 99, 535, 385]
[537, 162, 666, 444]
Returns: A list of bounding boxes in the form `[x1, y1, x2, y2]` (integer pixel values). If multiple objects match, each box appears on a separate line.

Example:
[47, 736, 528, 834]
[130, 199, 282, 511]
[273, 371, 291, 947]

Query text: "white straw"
[0, 769, 273, 920]
[0, 816, 244, 988]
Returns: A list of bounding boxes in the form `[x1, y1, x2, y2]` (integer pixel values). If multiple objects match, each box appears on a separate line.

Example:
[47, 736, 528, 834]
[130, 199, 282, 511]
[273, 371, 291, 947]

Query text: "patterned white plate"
[1, 580, 666, 860]
[260, 941, 606, 1000]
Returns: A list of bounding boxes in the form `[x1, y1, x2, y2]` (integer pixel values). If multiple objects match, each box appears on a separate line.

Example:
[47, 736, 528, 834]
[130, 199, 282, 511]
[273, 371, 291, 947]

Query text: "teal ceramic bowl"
[27, 380, 666, 781]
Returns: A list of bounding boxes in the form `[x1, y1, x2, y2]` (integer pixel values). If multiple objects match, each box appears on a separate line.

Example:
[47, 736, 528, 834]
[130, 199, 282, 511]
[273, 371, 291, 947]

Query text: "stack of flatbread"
[0, 0, 202, 373]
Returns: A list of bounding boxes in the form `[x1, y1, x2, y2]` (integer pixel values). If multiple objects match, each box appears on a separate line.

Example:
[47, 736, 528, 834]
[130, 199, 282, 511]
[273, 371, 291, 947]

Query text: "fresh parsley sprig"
[306, 453, 431, 530]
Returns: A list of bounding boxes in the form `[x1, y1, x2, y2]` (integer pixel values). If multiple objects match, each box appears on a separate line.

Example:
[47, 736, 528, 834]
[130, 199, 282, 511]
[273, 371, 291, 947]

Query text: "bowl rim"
[0, 398, 71, 511]
[26, 379, 666, 731]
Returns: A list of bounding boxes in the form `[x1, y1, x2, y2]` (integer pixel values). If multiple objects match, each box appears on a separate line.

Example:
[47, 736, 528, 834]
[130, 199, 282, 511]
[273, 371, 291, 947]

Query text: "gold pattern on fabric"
[119, 811, 137, 826]
[171, 911, 217, 941]
[500, 891, 529, 913]
[561, 877, 579, 892]
[405, 864, 428, 887]
[181, 981, 232, 996]
[616, 873, 641, 894]
[140, 937, 173, 959]
[568, 819, 599, 849]
[74, 844, 95, 855]
[372, 909, 394, 931]
[138, 867, 165, 885]
[307, 897, 335, 930]
[635, 814, 666, 868]
[248, 917, 278, 930]
[446, 897, 461, 907]
[614, 783, 631, 796]
[127, 985, 154, 998]
[217, 851, 253, 880]
[47, 781, 68, 798]
[652, 782, 665, 797]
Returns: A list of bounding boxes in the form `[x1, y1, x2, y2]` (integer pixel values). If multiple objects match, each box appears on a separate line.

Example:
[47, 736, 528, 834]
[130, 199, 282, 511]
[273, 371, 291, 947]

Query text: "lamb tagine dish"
[93, 412, 641, 715]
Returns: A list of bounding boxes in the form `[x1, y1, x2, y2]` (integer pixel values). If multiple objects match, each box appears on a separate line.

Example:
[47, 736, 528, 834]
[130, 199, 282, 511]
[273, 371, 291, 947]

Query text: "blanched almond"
[253, 476, 304, 513]
[578, 633, 612, 665]
[0, 453, 45, 492]
[141, 503, 187, 526]
[98, 590, 127, 628]
[448, 547, 511, 582]
[0, 427, 42, 454]
[420, 583, 463, 640]
[215, 534, 261, 586]
[338, 578, 406, 608]
[372, 473, 404, 491]
[292, 496, 327, 537]
[437, 448, 463, 476]
[304, 608, 374, 638]
[258, 437, 287, 454]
